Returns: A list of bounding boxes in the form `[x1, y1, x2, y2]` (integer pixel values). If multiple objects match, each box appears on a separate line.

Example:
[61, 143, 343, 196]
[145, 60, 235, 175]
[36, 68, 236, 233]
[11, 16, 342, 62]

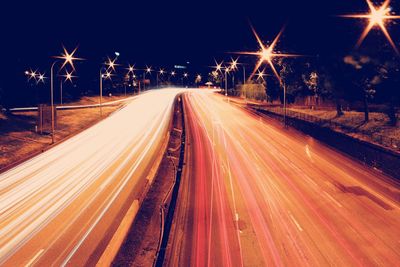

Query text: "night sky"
[1, 0, 400, 106]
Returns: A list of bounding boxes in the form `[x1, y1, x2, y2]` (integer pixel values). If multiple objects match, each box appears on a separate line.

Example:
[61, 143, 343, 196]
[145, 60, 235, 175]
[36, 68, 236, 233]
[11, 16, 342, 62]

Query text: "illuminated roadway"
[0, 89, 183, 266]
[166, 90, 400, 266]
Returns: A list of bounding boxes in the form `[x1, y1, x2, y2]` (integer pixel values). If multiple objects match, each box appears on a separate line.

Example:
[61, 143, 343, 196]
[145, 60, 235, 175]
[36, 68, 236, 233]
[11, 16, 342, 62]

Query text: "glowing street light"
[106, 57, 119, 72]
[157, 68, 165, 87]
[181, 72, 189, 87]
[61, 70, 76, 83]
[238, 25, 298, 82]
[50, 45, 82, 143]
[127, 64, 135, 73]
[238, 24, 300, 127]
[212, 60, 231, 95]
[58, 70, 77, 105]
[141, 66, 152, 92]
[54, 46, 83, 71]
[229, 57, 241, 93]
[37, 72, 46, 84]
[100, 56, 117, 116]
[230, 57, 238, 71]
[256, 69, 266, 81]
[26, 69, 37, 81]
[340, 0, 400, 53]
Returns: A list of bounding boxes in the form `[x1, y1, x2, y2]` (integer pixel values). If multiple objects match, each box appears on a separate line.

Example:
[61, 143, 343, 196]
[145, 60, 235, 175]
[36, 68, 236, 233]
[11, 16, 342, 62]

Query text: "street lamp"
[238, 24, 300, 127]
[340, 0, 400, 53]
[37, 72, 46, 84]
[125, 64, 135, 96]
[157, 68, 165, 88]
[99, 56, 118, 116]
[143, 66, 152, 91]
[182, 72, 188, 87]
[50, 46, 82, 143]
[25, 69, 38, 81]
[256, 69, 266, 81]
[59, 70, 76, 105]
[229, 58, 239, 93]
[224, 66, 230, 97]
[99, 68, 113, 117]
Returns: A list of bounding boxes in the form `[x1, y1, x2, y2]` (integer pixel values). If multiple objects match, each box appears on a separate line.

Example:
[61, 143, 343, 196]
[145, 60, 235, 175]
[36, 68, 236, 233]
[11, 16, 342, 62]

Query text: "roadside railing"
[262, 106, 400, 151]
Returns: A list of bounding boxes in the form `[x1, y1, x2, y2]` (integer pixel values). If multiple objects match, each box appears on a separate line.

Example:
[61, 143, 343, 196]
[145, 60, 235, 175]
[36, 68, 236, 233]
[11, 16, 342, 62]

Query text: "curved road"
[166, 90, 400, 266]
[0, 89, 182, 266]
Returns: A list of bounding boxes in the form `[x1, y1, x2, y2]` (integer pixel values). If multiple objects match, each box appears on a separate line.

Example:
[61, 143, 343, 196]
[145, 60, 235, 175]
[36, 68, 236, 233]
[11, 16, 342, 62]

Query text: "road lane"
[0, 89, 183, 266]
[166, 90, 400, 266]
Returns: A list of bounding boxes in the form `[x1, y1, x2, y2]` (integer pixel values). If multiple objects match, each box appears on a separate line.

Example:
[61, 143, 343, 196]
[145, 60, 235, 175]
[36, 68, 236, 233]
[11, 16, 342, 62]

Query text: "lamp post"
[99, 70, 112, 116]
[183, 72, 188, 87]
[125, 64, 135, 96]
[224, 68, 228, 96]
[25, 70, 46, 106]
[143, 66, 152, 91]
[50, 46, 82, 143]
[60, 70, 75, 106]
[99, 56, 118, 116]
[237, 25, 300, 128]
[157, 68, 165, 88]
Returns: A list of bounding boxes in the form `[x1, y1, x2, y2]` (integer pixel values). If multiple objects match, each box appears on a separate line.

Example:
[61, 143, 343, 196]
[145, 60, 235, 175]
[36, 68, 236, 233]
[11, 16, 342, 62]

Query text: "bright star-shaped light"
[103, 71, 112, 80]
[106, 57, 119, 71]
[61, 70, 77, 83]
[127, 64, 135, 73]
[146, 66, 152, 73]
[171, 71, 176, 76]
[236, 24, 299, 83]
[256, 69, 266, 81]
[183, 72, 188, 77]
[55, 46, 83, 70]
[340, 0, 400, 53]
[159, 69, 165, 75]
[37, 72, 46, 84]
[214, 60, 224, 72]
[230, 57, 239, 70]
[26, 69, 37, 81]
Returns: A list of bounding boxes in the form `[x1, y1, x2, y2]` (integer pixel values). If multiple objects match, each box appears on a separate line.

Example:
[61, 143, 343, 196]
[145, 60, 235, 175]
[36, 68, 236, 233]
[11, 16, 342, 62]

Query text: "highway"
[0, 89, 182, 266]
[166, 90, 400, 266]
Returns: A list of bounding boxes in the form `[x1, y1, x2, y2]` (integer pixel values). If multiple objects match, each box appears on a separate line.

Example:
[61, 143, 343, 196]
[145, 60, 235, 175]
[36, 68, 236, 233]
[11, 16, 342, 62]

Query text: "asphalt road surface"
[0, 89, 182, 266]
[166, 90, 400, 267]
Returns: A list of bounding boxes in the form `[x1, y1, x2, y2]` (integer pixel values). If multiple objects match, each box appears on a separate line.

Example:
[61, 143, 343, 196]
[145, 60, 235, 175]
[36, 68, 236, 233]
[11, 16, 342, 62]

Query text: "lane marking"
[25, 249, 44, 267]
[324, 191, 342, 208]
[289, 213, 303, 232]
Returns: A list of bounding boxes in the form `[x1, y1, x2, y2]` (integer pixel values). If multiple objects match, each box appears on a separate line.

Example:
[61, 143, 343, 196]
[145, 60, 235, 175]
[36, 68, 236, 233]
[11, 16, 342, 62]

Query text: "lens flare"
[340, 0, 400, 53]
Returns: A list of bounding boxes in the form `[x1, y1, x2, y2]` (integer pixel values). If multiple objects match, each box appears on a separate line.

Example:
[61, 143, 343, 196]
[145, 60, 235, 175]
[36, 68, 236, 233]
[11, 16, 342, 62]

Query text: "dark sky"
[1, 0, 400, 105]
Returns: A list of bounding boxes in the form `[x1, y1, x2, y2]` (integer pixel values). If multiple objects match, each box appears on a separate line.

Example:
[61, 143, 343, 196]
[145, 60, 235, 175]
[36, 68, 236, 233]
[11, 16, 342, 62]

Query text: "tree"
[378, 58, 400, 126]
[276, 58, 304, 104]
[343, 54, 380, 122]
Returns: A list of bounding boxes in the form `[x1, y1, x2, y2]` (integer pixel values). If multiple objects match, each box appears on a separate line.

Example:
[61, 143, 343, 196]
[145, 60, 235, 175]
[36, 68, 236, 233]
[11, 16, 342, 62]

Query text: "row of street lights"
[25, 48, 205, 143]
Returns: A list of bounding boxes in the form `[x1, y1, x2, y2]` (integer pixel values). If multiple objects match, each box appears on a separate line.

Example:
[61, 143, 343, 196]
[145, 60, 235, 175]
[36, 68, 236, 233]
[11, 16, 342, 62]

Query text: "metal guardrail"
[7, 93, 147, 112]
[263, 106, 400, 151]
[154, 96, 186, 267]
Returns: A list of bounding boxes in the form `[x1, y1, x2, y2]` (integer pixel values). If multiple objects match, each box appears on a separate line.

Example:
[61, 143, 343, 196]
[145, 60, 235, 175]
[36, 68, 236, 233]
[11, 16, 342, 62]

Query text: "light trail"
[0, 89, 184, 266]
[167, 90, 400, 266]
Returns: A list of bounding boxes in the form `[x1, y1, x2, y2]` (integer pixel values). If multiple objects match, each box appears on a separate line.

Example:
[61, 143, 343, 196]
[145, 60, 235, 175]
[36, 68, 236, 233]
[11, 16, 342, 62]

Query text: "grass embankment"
[0, 95, 130, 170]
